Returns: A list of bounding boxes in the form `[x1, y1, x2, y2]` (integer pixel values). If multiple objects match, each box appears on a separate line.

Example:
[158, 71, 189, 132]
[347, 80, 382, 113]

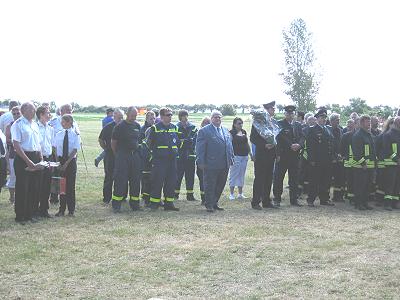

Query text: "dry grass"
[0, 115, 399, 299]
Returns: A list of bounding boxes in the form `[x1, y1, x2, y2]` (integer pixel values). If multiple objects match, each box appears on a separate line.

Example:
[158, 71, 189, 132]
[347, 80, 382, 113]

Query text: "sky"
[1, 0, 399, 108]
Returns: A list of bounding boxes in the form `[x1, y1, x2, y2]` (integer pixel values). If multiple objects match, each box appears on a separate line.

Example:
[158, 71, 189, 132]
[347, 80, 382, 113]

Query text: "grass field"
[1, 113, 399, 299]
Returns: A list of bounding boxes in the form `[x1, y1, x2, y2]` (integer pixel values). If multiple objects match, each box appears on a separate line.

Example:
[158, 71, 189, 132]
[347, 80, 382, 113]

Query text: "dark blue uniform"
[139, 121, 153, 206]
[382, 128, 400, 209]
[146, 122, 180, 210]
[174, 121, 198, 201]
[111, 120, 142, 212]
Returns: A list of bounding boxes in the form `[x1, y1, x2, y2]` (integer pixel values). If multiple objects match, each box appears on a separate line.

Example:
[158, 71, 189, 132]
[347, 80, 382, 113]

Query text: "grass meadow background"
[0, 113, 400, 299]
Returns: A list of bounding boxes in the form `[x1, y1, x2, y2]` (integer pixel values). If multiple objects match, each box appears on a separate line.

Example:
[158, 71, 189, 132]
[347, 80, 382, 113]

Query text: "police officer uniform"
[37, 120, 53, 217]
[175, 121, 198, 201]
[11, 116, 42, 223]
[382, 127, 400, 210]
[146, 121, 180, 211]
[139, 121, 153, 206]
[111, 119, 142, 212]
[327, 123, 345, 202]
[306, 109, 335, 206]
[352, 126, 376, 210]
[273, 105, 304, 206]
[0, 130, 7, 194]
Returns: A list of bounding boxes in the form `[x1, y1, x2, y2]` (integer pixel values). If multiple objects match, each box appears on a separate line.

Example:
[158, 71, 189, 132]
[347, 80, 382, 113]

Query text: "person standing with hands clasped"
[11, 102, 44, 224]
[53, 114, 80, 217]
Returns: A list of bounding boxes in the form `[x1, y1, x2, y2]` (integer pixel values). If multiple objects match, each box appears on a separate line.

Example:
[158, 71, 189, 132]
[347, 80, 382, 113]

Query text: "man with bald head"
[382, 116, 400, 210]
[110, 106, 142, 212]
[11, 102, 43, 224]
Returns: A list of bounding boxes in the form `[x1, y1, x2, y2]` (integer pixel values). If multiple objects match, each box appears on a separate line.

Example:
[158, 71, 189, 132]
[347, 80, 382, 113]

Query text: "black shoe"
[68, 211, 75, 217]
[29, 218, 39, 223]
[187, 194, 196, 201]
[213, 205, 224, 211]
[164, 202, 180, 211]
[320, 201, 335, 206]
[94, 158, 99, 167]
[129, 201, 142, 211]
[384, 205, 393, 211]
[206, 207, 214, 213]
[364, 204, 373, 210]
[291, 201, 302, 207]
[16, 219, 26, 225]
[263, 202, 276, 209]
[55, 211, 65, 217]
[150, 202, 159, 211]
[307, 202, 315, 207]
[40, 212, 53, 218]
[112, 207, 121, 213]
[251, 204, 262, 210]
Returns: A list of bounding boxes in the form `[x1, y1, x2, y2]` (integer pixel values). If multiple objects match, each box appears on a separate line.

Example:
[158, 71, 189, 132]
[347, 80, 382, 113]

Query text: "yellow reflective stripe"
[186, 190, 194, 193]
[165, 197, 174, 202]
[188, 154, 196, 157]
[141, 193, 149, 196]
[200, 191, 205, 195]
[364, 144, 370, 156]
[393, 196, 400, 201]
[157, 146, 168, 149]
[376, 190, 385, 195]
[153, 125, 178, 133]
[112, 195, 124, 201]
[150, 197, 160, 203]
[180, 140, 184, 149]
[349, 146, 353, 156]
[142, 171, 151, 174]
[130, 196, 140, 201]
[174, 190, 180, 193]
[172, 146, 178, 149]
[385, 195, 393, 200]
[347, 193, 354, 198]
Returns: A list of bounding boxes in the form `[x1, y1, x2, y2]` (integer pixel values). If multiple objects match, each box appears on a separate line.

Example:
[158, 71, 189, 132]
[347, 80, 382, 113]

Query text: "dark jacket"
[351, 128, 376, 168]
[176, 121, 197, 160]
[275, 119, 304, 157]
[327, 125, 343, 160]
[250, 125, 276, 160]
[382, 128, 400, 166]
[306, 125, 334, 165]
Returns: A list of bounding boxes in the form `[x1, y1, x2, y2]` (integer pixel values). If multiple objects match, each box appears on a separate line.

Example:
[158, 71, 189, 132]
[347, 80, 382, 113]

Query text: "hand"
[265, 144, 274, 150]
[290, 144, 301, 151]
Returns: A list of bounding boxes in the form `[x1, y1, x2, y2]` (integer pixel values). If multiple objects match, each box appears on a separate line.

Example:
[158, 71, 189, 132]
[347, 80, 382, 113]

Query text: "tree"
[342, 97, 371, 116]
[219, 104, 236, 116]
[281, 18, 320, 112]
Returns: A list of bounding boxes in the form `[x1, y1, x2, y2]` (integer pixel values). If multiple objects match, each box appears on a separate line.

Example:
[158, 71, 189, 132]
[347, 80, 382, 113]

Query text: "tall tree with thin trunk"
[281, 18, 320, 112]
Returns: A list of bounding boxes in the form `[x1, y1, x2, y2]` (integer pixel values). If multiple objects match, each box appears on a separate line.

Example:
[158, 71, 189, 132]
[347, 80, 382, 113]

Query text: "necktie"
[0, 138, 5, 156]
[63, 130, 69, 161]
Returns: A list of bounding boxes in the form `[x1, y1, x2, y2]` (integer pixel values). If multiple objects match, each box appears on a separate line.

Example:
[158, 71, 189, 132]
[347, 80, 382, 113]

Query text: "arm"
[99, 138, 107, 150]
[195, 128, 206, 169]
[352, 133, 366, 168]
[13, 141, 36, 169]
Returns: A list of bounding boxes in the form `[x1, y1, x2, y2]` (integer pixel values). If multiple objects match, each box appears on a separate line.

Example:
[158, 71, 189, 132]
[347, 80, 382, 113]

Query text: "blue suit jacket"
[196, 124, 234, 170]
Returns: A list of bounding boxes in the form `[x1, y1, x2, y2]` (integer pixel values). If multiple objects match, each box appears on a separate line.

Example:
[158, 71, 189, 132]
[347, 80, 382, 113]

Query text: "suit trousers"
[14, 152, 41, 221]
[59, 158, 77, 213]
[307, 163, 331, 204]
[37, 156, 52, 214]
[103, 151, 114, 203]
[252, 154, 275, 206]
[203, 168, 228, 209]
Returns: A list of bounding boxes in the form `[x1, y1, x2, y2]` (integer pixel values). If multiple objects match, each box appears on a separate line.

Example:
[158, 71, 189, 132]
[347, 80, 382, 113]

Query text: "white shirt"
[10, 116, 42, 152]
[49, 116, 80, 136]
[0, 130, 7, 158]
[38, 121, 54, 157]
[0, 111, 14, 134]
[53, 128, 80, 158]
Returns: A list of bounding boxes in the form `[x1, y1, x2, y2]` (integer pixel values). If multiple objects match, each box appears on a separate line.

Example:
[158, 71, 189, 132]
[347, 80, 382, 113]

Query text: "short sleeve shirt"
[112, 120, 141, 152]
[99, 121, 116, 152]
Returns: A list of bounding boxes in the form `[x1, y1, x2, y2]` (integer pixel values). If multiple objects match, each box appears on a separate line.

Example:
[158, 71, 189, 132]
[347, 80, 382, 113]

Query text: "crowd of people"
[1, 100, 400, 224]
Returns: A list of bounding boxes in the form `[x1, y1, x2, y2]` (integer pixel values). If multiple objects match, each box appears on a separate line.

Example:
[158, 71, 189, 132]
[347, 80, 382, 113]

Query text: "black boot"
[129, 200, 142, 211]
[164, 201, 180, 211]
[384, 199, 393, 211]
[187, 193, 196, 201]
[149, 201, 160, 211]
[200, 194, 205, 206]
[112, 200, 122, 213]
[273, 197, 281, 207]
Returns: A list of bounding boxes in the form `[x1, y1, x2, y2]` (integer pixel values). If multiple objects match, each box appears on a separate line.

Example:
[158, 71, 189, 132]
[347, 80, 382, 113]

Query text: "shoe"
[307, 202, 315, 207]
[68, 211, 75, 217]
[29, 218, 39, 223]
[213, 205, 224, 211]
[291, 201, 302, 207]
[251, 204, 262, 210]
[229, 194, 235, 201]
[15, 219, 26, 225]
[187, 194, 197, 201]
[40, 212, 53, 218]
[364, 204, 373, 210]
[164, 202, 180, 211]
[144, 199, 150, 207]
[206, 208, 214, 213]
[112, 207, 121, 213]
[55, 211, 65, 217]
[384, 205, 393, 211]
[263, 202, 276, 209]
[94, 158, 99, 167]
[129, 201, 142, 211]
[238, 194, 247, 199]
[320, 201, 335, 206]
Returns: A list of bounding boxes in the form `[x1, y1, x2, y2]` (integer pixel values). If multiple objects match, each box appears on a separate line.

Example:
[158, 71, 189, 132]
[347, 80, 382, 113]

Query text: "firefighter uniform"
[175, 121, 198, 201]
[306, 111, 335, 206]
[352, 127, 376, 210]
[146, 122, 180, 211]
[340, 130, 356, 203]
[374, 132, 387, 205]
[382, 127, 400, 210]
[327, 124, 345, 201]
[273, 105, 304, 206]
[139, 121, 153, 206]
[111, 120, 142, 212]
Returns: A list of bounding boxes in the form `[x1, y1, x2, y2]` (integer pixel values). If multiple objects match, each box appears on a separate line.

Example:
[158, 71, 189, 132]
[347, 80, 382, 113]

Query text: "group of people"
[97, 102, 400, 213]
[2, 100, 400, 224]
[0, 101, 80, 224]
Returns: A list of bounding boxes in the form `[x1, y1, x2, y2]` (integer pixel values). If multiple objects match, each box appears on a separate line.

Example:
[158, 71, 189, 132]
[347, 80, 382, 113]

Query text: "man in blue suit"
[196, 110, 234, 212]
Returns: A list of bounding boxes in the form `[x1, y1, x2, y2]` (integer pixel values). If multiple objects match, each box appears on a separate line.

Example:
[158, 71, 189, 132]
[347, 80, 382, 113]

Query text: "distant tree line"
[0, 98, 398, 119]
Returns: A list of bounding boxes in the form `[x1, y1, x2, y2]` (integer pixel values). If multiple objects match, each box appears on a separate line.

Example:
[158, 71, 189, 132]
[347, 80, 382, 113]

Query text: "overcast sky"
[1, 0, 399, 108]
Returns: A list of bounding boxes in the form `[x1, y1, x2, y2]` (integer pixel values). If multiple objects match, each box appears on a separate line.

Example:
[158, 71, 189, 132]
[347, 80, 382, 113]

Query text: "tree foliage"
[281, 18, 319, 112]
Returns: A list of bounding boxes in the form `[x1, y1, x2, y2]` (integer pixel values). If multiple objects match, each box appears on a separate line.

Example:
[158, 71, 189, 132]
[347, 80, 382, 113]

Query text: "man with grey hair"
[327, 112, 345, 202]
[98, 108, 124, 204]
[196, 110, 234, 212]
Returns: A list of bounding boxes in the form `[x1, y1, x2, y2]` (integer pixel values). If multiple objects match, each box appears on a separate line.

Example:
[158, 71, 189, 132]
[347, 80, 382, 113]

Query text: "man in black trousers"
[11, 102, 44, 224]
